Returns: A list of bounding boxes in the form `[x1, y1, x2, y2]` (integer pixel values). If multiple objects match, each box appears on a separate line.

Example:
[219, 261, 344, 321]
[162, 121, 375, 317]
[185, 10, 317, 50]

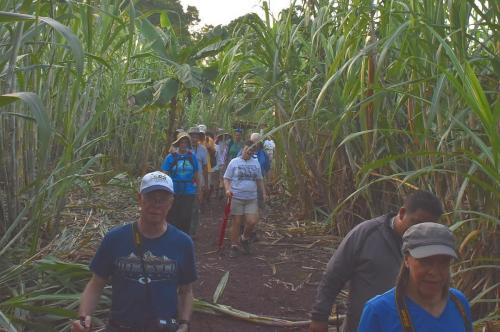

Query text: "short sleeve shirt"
[223, 156, 262, 200]
[358, 288, 473, 332]
[90, 224, 197, 325]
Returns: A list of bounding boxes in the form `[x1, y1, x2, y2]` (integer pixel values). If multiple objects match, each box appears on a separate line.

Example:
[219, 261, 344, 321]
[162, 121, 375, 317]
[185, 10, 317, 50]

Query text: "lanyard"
[395, 286, 471, 332]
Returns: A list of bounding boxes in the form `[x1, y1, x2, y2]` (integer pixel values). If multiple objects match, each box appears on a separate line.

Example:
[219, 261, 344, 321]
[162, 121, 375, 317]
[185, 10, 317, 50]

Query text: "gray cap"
[402, 222, 457, 259]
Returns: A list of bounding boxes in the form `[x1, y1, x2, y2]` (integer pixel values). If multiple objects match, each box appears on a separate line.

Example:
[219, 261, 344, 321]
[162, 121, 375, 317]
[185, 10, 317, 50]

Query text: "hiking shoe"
[240, 236, 251, 254]
[229, 246, 240, 258]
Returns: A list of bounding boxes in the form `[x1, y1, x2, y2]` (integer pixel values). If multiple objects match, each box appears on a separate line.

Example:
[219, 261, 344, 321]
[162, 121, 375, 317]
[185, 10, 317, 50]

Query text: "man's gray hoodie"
[310, 214, 402, 332]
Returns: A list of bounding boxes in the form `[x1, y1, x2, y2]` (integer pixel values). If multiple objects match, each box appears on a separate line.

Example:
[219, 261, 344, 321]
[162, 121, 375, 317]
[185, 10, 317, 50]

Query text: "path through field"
[189, 192, 340, 331]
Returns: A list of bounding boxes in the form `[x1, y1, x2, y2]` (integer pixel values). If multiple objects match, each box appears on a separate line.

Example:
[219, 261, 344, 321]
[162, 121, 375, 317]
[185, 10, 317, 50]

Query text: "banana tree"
[129, 12, 230, 146]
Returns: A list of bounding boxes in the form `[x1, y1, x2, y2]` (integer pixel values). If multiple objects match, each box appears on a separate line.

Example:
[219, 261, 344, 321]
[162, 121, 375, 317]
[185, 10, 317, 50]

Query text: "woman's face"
[242, 145, 255, 160]
[178, 138, 189, 151]
[405, 254, 451, 299]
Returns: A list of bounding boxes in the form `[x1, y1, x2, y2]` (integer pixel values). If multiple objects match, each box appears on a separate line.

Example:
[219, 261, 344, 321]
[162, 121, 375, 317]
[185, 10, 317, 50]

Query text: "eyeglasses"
[142, 192, 171, 205]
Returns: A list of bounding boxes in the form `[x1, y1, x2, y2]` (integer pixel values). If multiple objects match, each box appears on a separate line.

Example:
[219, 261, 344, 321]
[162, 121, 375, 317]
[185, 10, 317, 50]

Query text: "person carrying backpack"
[161, 133, 199, 235]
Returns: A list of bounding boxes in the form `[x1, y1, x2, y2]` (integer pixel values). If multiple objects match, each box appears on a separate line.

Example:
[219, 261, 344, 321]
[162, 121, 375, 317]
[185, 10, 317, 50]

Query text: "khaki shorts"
[230, 198, 258, 215]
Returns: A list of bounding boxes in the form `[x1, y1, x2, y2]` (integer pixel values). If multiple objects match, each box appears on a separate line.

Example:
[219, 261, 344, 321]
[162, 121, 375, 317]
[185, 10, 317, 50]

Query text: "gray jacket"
[310, 214, 402, 332]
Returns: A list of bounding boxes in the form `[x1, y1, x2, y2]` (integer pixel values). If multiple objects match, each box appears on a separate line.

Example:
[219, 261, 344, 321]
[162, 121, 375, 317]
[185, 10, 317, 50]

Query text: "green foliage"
[0, 0, 498, 329]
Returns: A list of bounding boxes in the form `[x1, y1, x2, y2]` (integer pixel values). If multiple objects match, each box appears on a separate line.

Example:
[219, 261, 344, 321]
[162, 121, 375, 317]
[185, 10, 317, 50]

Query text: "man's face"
[138, 190, 173, 224]
[234, 132, 241, 141]
[398, 208, 440, 234]
[190, 133, 200, 144]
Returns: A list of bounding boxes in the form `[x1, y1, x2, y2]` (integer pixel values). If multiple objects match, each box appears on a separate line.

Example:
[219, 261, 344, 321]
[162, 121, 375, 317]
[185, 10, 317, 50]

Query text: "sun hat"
[198, 124, 207, 133]
[402, 222, 457, 259]
[216, 128, 230, 138]
[172, 132, 192, 148]
[140, 171, 174, 194]
[188, 126, 201, 135]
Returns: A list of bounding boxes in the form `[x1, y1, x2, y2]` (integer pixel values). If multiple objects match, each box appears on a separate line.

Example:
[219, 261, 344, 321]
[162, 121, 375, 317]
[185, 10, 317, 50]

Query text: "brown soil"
[59, 185, 342, 331]
[189, 194, 341, 332]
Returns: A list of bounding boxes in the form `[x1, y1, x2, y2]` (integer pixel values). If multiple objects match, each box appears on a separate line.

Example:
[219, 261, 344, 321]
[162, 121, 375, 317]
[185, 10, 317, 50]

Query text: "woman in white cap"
[358, 222, 472, 332]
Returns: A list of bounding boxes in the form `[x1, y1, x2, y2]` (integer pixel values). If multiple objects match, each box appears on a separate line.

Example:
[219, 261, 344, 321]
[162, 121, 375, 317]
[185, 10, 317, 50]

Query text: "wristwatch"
[177, 319, 190, 330]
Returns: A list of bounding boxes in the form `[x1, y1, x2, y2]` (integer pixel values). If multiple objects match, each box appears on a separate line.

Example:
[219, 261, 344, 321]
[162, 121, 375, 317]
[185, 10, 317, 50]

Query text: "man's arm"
[177, 283, 194, 332]
[309, 229, 361, 331]
[71, 274, 107, 332]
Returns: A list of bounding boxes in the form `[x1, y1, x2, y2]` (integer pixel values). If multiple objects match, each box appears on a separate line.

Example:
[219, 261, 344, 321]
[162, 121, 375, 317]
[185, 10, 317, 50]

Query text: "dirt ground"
[60, 185, 344, 331]
[188, 193, 341, 332]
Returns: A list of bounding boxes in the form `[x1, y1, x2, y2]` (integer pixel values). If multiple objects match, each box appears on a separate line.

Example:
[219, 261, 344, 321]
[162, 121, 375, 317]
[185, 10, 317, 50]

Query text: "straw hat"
[172, 132, 192, 148]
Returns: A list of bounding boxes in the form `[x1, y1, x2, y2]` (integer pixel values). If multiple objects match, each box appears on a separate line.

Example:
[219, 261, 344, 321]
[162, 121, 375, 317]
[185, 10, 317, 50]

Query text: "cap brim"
[409, 245, 457, 259]
[141, 185, 174, 194]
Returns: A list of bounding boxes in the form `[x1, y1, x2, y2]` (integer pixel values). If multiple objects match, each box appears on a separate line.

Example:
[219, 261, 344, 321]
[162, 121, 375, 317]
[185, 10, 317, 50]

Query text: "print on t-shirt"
[115, 251, 177, 284]
[236, 165, 260, 180]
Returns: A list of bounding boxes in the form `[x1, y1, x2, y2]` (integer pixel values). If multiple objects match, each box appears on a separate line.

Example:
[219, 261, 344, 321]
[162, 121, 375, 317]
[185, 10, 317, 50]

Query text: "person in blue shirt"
[161, 133, 199, 235]
[71, 172, 196, 332]
[358, 222, 472, 332]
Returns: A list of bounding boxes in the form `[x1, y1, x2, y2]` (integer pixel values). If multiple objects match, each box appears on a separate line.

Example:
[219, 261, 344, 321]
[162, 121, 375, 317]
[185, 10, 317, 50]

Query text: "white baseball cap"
[140, 171, 174, 194]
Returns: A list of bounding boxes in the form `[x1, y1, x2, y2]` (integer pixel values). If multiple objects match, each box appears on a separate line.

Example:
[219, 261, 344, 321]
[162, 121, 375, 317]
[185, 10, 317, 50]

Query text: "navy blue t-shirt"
[90, 223, 197, 325]
[358, 287, 472, 332]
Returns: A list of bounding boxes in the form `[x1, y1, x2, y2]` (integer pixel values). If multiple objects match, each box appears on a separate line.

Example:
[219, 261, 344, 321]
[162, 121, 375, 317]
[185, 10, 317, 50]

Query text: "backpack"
[167, 152, 195, 179]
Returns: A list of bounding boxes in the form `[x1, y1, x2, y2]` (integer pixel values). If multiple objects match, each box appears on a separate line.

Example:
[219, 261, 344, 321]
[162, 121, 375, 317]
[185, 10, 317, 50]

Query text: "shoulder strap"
[168, 153, 179, 175]
[396, 287, 471, 332]
[132, 222, 153, 291]
[395, 286, 415, 332]
[450, 292, 472, 332]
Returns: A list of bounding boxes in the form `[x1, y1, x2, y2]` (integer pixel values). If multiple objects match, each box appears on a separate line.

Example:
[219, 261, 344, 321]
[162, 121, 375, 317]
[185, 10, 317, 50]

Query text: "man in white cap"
[71, 171, 196, 332]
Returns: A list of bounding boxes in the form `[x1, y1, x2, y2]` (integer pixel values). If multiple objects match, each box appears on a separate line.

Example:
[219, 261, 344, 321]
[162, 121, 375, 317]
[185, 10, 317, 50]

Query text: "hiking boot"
[240, 236, 251, 254]
[229, 246, 240, 258]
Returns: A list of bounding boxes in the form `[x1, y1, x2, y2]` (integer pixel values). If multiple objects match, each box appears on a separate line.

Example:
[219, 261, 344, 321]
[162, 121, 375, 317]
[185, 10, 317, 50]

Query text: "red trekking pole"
[217, 196, 232, 252]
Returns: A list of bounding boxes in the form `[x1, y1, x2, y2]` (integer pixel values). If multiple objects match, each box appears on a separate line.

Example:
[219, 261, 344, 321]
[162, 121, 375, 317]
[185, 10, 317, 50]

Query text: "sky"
[180, 0, 292, 27]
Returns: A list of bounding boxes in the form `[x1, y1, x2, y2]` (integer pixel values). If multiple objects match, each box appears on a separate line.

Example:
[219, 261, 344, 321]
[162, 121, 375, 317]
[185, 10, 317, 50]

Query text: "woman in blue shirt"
[358, 222, 472, 332]
[161, 132, 199, 235]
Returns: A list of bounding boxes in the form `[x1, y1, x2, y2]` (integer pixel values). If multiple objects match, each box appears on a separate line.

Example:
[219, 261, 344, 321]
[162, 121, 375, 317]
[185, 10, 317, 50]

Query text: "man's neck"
[138, 219, 167, 238]
[406, 285, 447, 317]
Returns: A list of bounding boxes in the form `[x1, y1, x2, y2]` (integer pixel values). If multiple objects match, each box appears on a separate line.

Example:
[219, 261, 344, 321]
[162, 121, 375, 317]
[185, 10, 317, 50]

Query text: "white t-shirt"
[263, 139, 275, 158]
[223, 157, 263, 200]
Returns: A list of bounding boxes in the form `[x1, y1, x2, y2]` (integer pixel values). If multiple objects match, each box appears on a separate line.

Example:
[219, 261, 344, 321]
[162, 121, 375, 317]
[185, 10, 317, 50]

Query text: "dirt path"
[189, 195, 340, 331]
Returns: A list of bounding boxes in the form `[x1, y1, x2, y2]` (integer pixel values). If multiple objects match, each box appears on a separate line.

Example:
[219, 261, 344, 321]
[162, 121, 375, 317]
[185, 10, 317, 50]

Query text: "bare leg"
[231, 215, 242, 246]
[242, 213, 259, 239]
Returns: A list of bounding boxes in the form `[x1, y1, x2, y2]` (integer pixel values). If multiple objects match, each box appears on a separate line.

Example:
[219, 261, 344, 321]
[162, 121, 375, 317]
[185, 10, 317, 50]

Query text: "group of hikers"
[71, 126, 473, 332]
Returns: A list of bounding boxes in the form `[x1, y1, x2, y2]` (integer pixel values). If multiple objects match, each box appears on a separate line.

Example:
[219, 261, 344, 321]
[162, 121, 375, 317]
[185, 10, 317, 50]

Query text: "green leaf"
[0, 11, 84, 75]
[193, 39, 231, 60]
[175, 64, 203, 89]
[0, 92, 51, 161]
[0, 310, 18, 332]
[153, 79, 179, 106]
[213, 271, 229, 304]
[160, 12, 170, 29]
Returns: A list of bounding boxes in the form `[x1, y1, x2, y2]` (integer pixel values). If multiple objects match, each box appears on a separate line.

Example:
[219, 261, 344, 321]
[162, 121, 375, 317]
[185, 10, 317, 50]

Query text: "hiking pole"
[217, 196, 232, 253]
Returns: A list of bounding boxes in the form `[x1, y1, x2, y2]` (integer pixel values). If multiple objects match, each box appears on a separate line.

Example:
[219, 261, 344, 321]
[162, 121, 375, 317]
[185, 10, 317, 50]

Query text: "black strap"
[395, 286, 471, 332]
[450, 292, 472, 332]
[132, 223, 153, 312]
[395, 286, 415, 332]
